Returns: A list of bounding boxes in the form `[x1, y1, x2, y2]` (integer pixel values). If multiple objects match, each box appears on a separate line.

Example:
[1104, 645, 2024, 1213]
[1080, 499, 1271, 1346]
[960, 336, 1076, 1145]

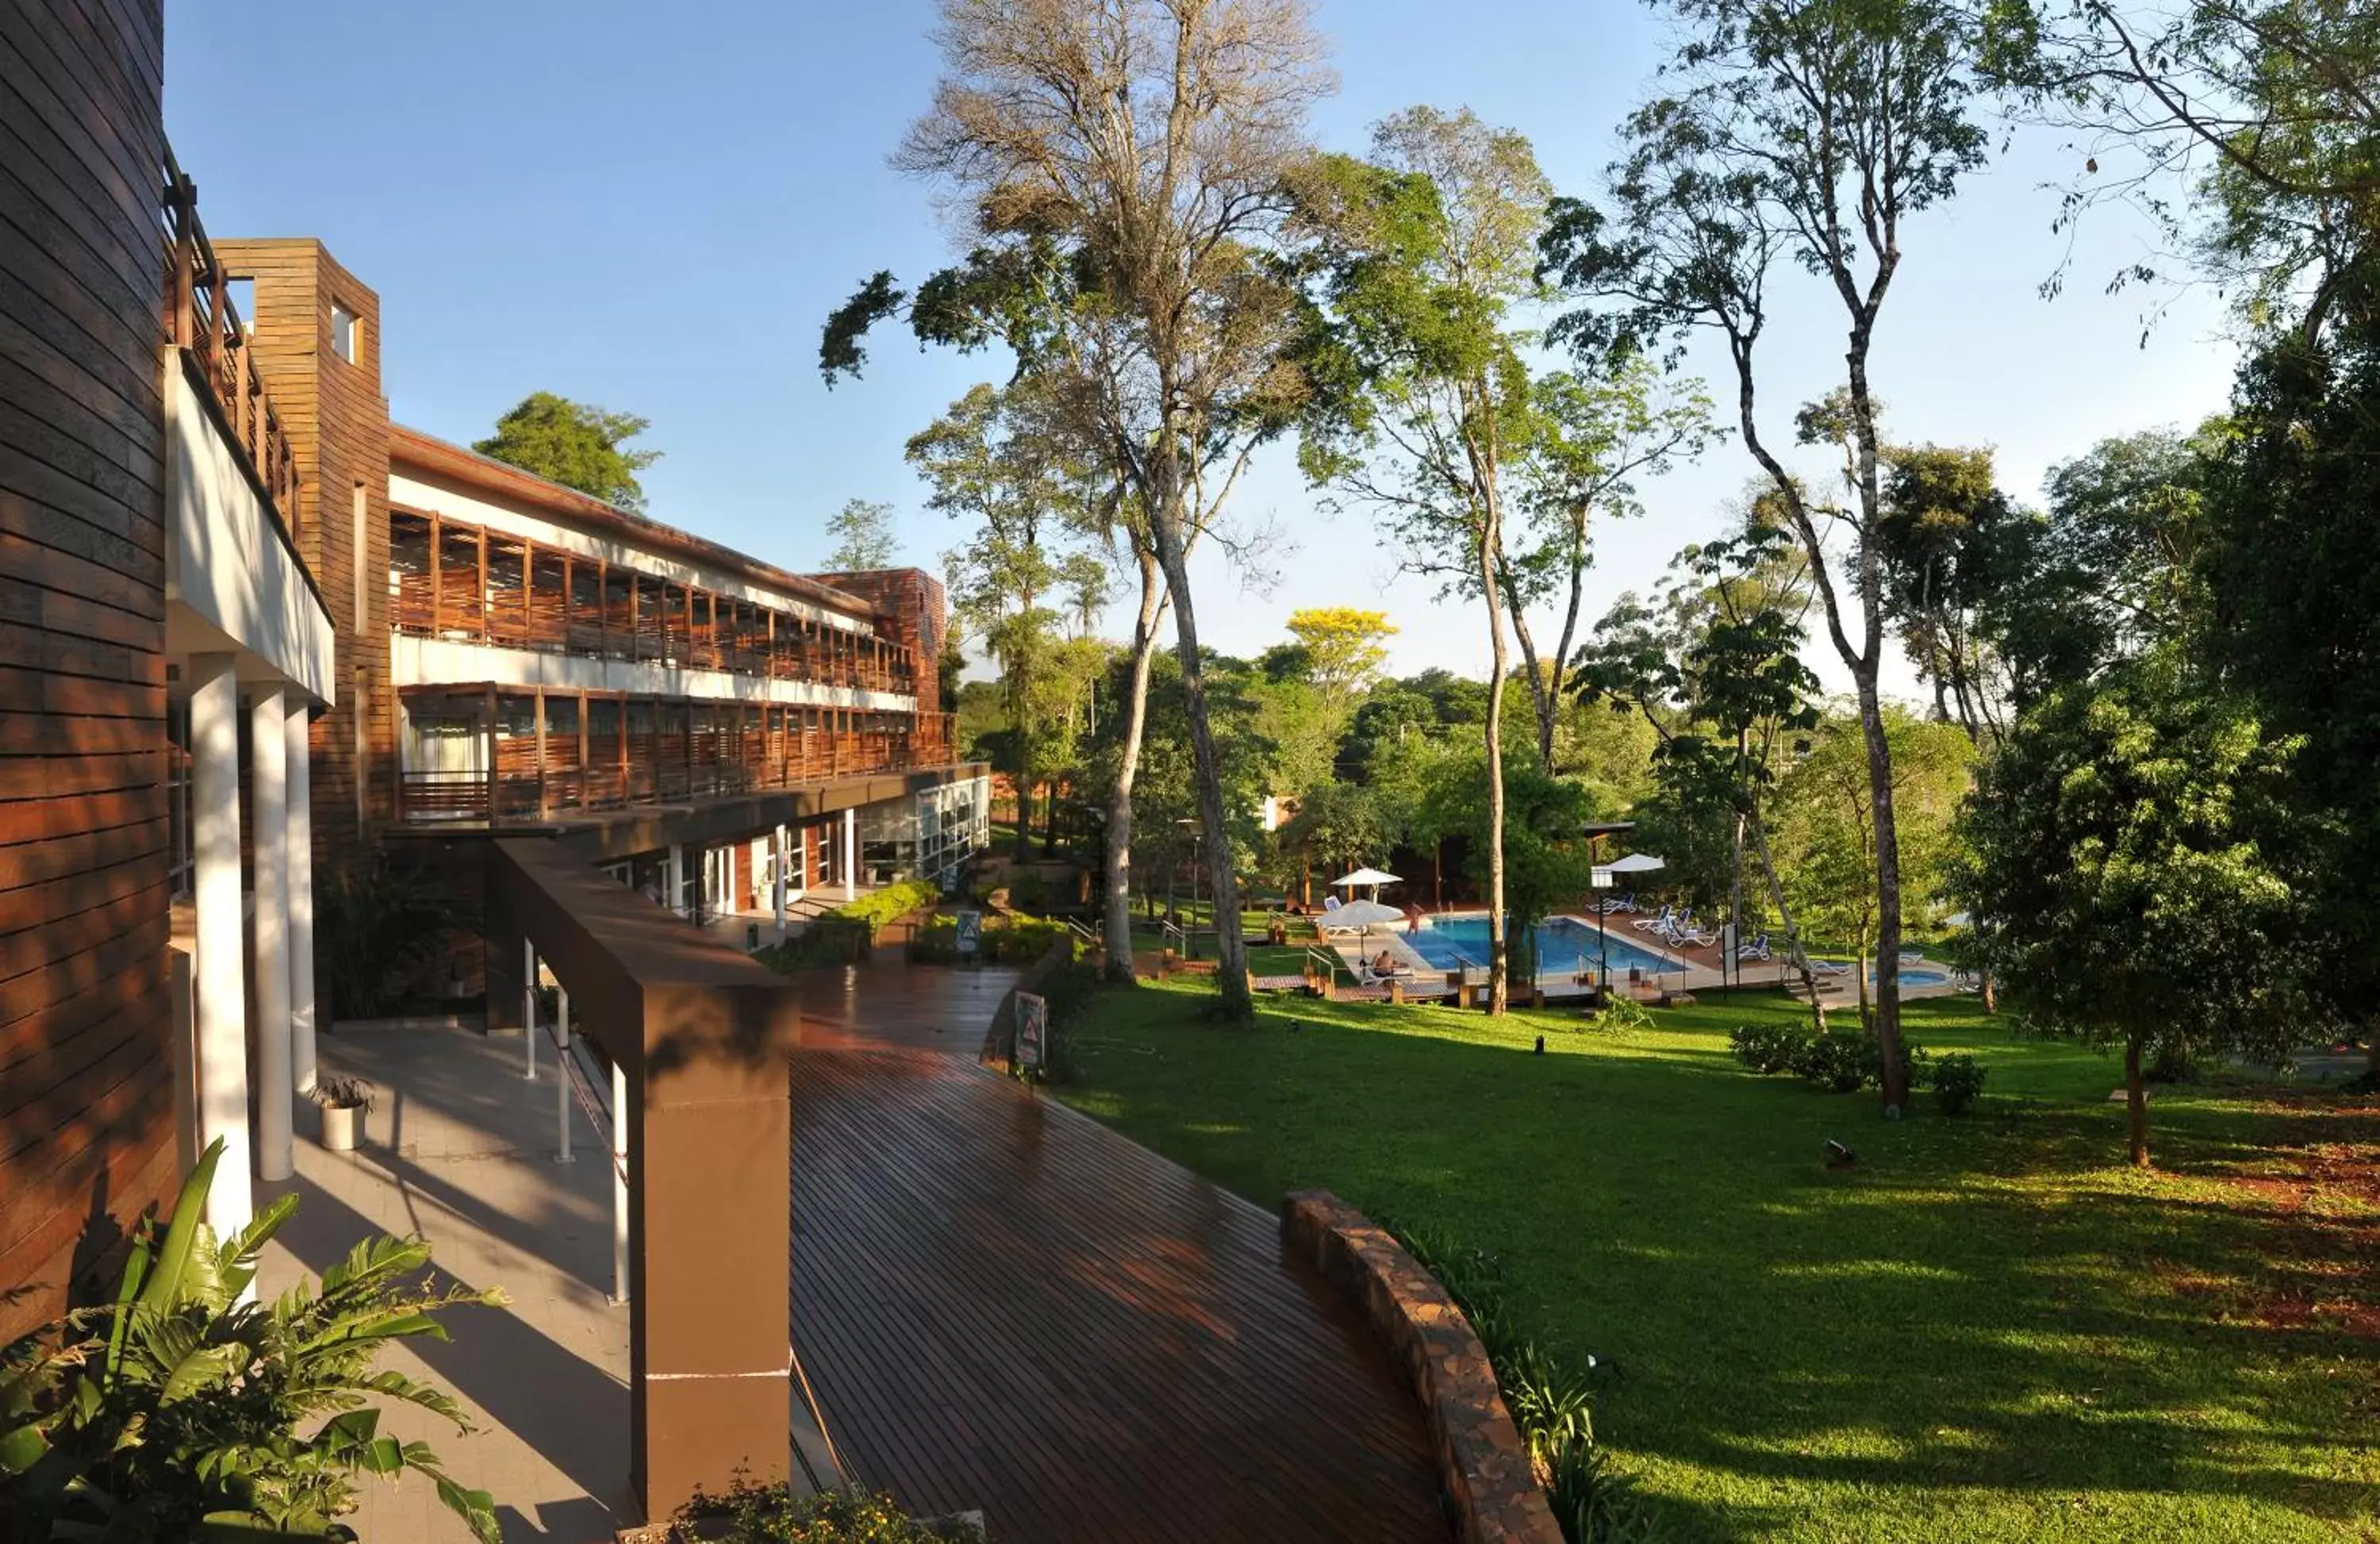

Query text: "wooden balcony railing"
[390, 508, 925, 697]
[397, 686, 959, 826]
[163, 144, 301, 524]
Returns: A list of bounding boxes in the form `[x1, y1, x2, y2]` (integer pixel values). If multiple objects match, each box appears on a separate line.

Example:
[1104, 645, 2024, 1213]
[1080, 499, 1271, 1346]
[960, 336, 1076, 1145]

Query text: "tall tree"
[2196, 272, 2380, 1076]
[823, 497, 901, 570]
[1576, 524, 1831, 1020]
[1506, 354, 1717, 771]
[822, 0, 1331, 1019]
[1296, 105, 1556, 1014]
[2010, 0, 2380, 344]
[909, 382, 1093, 857]
[1544, 0, 1998, 1112]
[1282, 608, 1397, 727]
[1871, 444, 2026, 741]
[474, 391, 660, 510]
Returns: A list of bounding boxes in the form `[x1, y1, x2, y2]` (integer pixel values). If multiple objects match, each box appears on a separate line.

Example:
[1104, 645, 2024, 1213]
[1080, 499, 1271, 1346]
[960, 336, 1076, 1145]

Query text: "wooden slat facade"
[388, 508, 928, 697]
[396, 685, 955, 825]
[211, 239, 394, 896]
[0, 0, 177, 1346]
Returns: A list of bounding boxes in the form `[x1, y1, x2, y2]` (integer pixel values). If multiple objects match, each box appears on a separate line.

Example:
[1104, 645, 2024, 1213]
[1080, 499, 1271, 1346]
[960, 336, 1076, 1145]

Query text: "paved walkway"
[785, 958, 1448, 1542]
[256, 1028, 631, 1543]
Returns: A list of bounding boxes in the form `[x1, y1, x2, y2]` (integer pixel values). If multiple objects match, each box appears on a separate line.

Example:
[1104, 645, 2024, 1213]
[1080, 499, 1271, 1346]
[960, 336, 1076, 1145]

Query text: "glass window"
[330, 300, 358, 363]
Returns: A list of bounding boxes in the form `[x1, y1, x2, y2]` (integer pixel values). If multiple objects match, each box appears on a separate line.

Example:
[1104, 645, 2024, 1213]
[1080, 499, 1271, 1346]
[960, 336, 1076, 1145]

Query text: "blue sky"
[167, 1, 2236, 693]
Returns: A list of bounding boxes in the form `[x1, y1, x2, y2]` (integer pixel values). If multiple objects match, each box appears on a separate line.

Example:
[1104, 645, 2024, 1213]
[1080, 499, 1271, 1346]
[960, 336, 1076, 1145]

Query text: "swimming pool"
[1407, 915, 1681, 977]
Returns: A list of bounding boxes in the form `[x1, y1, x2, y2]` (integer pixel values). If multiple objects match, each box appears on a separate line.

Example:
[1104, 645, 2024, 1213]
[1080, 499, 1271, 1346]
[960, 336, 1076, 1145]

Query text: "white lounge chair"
[1737, 932, 1772, 962]
[1631, 905, 1675, 933]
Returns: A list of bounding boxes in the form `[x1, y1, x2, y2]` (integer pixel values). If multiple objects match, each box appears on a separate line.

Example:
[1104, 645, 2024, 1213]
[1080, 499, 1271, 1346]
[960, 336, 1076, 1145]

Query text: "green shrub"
[1729, 1024, 1806, 1075]
[1791, 1027, 1875, 1093]
[833, 879, 939, 935]
[678, 1478, 970, 1542]
[753, 916, 874, 974]
[908, 914, 1071, 966]
[0, 1139, 501, 1542]
[1931, 1053, 1988, 1114]
[318, 855, 474, 1019]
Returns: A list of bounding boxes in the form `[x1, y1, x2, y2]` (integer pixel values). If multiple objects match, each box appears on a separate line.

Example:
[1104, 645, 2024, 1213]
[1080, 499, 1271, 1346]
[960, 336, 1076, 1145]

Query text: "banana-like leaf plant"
[0, 1139, 505, 1541]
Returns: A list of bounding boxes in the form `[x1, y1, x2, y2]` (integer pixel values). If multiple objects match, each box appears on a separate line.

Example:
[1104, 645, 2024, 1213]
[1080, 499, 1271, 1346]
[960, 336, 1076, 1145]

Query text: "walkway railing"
[390, 507, 924, 696]
[163, 144, 301, 525]
[396, 687, 960, 825]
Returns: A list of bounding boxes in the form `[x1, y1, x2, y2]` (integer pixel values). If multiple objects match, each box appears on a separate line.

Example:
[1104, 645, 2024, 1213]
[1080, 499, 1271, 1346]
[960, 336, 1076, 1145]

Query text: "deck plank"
[787, 959, 1448, 1542]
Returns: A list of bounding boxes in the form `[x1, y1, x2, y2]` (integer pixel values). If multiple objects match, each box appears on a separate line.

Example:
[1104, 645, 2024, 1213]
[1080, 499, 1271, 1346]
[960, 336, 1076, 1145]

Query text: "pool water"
[1407, 915, 1680, 977]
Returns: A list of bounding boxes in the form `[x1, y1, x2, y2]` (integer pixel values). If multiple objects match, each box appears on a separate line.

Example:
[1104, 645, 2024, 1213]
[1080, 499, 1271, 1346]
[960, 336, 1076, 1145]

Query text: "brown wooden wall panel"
[0, 0, 177, 1344]
[213, 240, 393, 907]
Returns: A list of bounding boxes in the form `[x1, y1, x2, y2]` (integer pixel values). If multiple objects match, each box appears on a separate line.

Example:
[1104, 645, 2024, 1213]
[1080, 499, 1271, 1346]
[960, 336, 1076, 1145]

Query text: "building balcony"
[389, 509, 920, 697]
[397, 684, 956, 826]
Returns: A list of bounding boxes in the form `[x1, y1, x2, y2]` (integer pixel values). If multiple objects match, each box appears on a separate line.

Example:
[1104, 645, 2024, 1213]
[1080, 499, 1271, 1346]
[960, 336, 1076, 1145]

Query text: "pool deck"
[1319, 910, 1965, 1003]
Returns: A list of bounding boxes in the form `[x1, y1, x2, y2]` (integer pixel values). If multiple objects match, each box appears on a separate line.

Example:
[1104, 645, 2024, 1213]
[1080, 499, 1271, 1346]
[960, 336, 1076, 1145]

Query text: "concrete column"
[556, 987, 574, 1163]
[522, 937, 539, 1081]
[611, 1058, 630, 1305]
[796, 825, 811, 903]
[665, 844, 685, 918]
[189, 655, 251, 1236]
[842, 808, 856, 901]
[773, 825, 789, 942]
[250, 685, 293, 1185]
[285, 700, 317, 1095]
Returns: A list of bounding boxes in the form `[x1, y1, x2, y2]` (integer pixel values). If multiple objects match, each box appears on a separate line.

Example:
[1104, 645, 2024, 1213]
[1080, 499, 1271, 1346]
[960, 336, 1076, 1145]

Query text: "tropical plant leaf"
[159, 1343, 245, 1406]
[357, 1368, 473, 1431]
[134, 1139, 225, 1319]
[432, 1469, 501, 1544]
[0, 1417, 50, 1473]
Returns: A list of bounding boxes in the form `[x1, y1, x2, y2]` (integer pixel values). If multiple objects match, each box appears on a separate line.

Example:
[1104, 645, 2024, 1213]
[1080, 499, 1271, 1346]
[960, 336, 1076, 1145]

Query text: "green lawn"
[1054, 977, 2379, 1543]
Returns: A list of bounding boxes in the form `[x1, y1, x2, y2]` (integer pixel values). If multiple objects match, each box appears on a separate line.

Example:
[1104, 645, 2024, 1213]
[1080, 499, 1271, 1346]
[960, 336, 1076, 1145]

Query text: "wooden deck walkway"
[786, 959, 1447, 1542]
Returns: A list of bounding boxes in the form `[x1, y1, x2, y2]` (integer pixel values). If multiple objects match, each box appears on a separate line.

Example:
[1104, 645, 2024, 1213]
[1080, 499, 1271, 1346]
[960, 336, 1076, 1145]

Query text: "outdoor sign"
[1015, 992, 1048, 1074]
[956, 909, 983, 959]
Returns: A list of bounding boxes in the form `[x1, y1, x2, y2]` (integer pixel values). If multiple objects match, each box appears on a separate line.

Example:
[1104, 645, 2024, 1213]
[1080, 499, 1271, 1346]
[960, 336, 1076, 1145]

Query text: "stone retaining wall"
[1281, 1191, 1564, 1544]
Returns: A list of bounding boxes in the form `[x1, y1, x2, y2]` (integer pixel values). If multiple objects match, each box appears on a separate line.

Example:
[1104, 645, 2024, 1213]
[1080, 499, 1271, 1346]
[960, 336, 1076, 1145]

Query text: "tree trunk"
[1146, 471, 1250, 1020]
[2125, 1036, 2152, 1168]
[1856, 674, 1910, 1114]
[1502, 584, 1558, 774]
[1745, 811, 1826, 1033]
[1479, 518, 1511, 1016]
[1100, 558, 1166, 983]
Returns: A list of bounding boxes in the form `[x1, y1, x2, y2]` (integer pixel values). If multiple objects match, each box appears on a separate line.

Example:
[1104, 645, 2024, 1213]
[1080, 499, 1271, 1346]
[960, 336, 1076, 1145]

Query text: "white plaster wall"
[390, 633, 918, 713]
[388, 469, 875, 637]
[163, 359, 336, 704]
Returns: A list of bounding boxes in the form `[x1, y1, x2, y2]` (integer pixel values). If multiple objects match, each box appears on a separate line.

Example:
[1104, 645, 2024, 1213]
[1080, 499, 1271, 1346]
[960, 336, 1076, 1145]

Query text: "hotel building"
[2, 2, 981, 1513]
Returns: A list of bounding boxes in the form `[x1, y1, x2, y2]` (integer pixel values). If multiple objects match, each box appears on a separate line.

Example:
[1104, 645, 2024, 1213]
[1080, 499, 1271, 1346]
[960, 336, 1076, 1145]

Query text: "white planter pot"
[319, 1101, 361, 1152]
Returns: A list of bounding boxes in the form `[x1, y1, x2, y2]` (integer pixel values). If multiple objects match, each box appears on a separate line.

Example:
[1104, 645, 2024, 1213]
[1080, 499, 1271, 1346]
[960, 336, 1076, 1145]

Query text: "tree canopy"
[473, 391, 661, 510]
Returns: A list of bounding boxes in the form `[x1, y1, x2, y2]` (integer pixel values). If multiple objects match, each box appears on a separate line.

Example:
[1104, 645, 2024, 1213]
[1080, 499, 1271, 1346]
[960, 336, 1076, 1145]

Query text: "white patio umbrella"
[1319, 897, 1408, 976]
[1591, 853, 1670, 993]
[1319, 898, 1403, 931]
[1331, 867, 1403, 888]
